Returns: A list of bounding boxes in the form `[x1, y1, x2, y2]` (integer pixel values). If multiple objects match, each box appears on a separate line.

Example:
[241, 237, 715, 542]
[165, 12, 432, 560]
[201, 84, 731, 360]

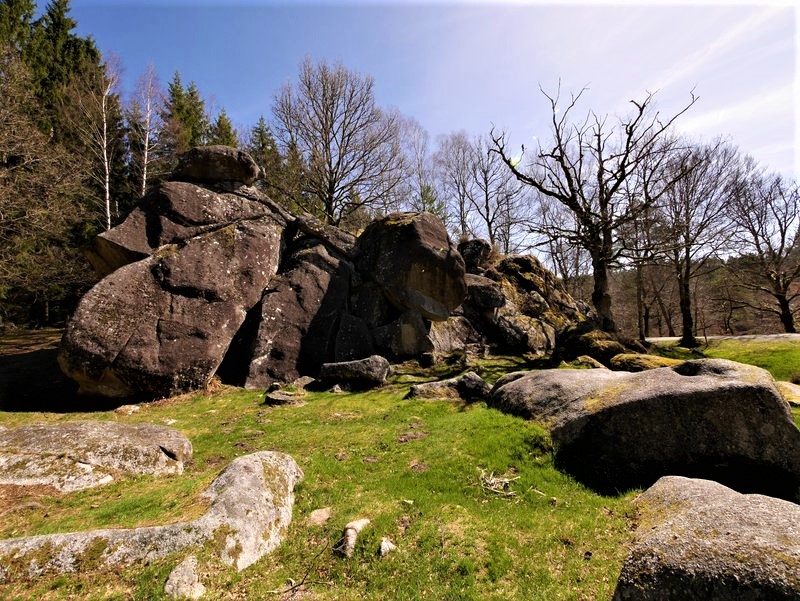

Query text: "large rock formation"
[60, 145, 585, 399]
[490, 359, 800, 501]
[614, 476, 800, 600]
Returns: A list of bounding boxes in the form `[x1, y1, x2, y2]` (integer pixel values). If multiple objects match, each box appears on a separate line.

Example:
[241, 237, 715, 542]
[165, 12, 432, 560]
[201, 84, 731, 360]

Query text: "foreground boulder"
[0, 451, 302, 579]
[615, 476, 800, 600]
[490, 359, 800, 500]
[0, 421, 191, 492]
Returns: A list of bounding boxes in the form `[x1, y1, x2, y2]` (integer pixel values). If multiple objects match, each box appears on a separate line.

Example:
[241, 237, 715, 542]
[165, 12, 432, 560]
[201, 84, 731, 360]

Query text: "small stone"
[379, 537, 397, 558]
[114, 404, 140, 415]
[164, 555, 206, 600]
[307, 507, 332, 527]
[330, 384, 344, 394]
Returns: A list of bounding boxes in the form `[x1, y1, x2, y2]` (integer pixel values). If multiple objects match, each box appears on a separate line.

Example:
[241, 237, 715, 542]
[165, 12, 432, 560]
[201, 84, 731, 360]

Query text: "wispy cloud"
[678, 82, 793, 135]
[645, 6, 786, 93]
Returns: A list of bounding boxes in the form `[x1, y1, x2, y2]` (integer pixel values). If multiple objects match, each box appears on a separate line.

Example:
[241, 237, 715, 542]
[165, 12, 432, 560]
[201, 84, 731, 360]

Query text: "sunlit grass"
[0, 365, 635, 600]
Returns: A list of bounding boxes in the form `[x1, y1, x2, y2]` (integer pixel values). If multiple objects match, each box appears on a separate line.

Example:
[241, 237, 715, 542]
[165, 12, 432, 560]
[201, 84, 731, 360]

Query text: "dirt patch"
[398, 431, 429, 443]
[0, 484, 61, 518]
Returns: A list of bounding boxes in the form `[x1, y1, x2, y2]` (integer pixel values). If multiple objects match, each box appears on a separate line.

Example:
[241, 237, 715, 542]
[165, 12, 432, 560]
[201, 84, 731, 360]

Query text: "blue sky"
[67, 1, 797, 178]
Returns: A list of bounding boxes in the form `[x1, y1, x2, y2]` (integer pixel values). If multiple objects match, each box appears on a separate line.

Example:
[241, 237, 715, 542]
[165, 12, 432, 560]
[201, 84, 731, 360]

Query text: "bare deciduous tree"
[62, 52, 122, 230]
[491, 86, 697, 332]
[273, 57, 404, 226]
[434, 131, 475, 240]
[467, 135, 526, 254]
[657, 139, 739, 346]
[729, 163, 800, 333]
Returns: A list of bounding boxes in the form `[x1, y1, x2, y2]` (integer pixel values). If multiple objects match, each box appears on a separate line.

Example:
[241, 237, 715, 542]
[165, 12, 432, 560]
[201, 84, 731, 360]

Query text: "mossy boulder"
[490, 359, 800, 500]
[609, 353, 684, 372]
[615, 476, 800, 600]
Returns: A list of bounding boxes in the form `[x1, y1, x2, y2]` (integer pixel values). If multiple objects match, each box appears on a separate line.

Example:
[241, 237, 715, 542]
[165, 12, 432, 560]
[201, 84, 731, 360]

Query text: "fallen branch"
[267, 541, 330, 596]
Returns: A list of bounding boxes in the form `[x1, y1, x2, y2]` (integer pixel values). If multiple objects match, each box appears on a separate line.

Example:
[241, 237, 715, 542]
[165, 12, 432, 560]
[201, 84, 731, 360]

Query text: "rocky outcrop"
[454, 252, 584, 356]
[0, 421, 191, 492]
[355, 212, 466, 321]
[59, 218, 283, 398]
[0, 451, 302, 580]
[490, 359, 800, 500]
[615, 476, 800, 600]
[61, 146, 587, 399]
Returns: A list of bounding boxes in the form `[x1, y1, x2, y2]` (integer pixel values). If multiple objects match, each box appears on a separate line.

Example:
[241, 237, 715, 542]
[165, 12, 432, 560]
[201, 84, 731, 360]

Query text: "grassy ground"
[0, 354, 635, 600]
[2, 334, 799, 599]
[650, 337, 800, 382]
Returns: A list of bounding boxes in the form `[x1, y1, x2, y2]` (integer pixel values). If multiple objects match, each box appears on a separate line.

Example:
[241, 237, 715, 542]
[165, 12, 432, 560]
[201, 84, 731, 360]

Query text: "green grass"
[650, 337, 800, 381]
[0, 365, 635, 600]
[4, 338, 800, 599]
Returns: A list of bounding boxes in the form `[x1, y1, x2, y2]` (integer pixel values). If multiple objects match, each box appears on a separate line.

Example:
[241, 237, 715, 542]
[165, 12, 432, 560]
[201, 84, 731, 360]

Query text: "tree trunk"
[776, 293, 796, 333]
[677, 255, 697, 347]
[591, 254, 616, 333]
[635, 264, 645, 342]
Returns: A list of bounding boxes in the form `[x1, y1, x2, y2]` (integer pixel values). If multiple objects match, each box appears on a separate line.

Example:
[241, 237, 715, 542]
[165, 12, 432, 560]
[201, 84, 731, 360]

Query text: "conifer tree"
[0, 0, 35, 51]
[208, 108, 238, 146]
[159, 72, 209, 168]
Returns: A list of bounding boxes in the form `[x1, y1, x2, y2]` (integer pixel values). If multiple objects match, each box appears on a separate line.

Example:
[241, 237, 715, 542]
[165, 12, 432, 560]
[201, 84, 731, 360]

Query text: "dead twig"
[267, 541, 331, 596]
[478, 467, 520, 498]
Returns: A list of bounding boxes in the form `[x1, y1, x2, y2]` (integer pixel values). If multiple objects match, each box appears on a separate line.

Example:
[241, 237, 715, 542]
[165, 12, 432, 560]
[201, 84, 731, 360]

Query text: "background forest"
[1, 0, 798, 344]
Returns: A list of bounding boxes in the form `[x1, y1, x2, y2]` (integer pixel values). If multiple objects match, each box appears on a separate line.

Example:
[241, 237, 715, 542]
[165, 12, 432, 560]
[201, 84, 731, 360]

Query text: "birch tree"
[127, 62, 163, 198]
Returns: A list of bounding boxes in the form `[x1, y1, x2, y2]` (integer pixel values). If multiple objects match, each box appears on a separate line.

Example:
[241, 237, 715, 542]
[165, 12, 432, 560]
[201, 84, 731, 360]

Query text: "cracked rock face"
[0, 451, 302, 580]
[0, 421, 192, 492]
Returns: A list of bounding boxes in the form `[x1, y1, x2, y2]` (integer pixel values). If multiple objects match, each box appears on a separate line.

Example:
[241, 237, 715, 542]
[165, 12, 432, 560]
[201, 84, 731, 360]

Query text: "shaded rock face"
[615, 476, 800, 600]
[0, 452, 302, 580]
[219, 239, 353, 388]
[0, 421, 191, 492]
[355, 212, 466, 321]
[457, 238, 492, 274]
[490, 359, 800, 501]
